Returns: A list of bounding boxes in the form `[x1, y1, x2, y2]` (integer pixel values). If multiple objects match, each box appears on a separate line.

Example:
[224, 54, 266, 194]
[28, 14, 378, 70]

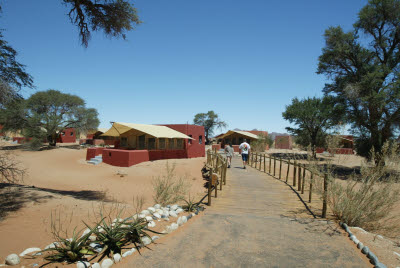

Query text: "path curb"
[339, 222, 387, 268]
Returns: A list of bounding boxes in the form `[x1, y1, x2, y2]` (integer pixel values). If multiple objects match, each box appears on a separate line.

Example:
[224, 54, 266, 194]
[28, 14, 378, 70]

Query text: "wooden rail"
[205, 149, 228, 206]
[248, 151, 328, 218]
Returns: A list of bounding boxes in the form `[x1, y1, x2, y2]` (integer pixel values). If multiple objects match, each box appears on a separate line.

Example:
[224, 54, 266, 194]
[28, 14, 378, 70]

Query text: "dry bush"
[327, 142, 400, 232]
[0, 150, 25, 183]
[250, 134, 273, 152]
[152, 162, 190, 206]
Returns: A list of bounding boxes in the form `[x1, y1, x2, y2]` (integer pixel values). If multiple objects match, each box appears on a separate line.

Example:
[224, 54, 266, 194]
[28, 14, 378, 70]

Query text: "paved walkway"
[123, 157, 368, 268]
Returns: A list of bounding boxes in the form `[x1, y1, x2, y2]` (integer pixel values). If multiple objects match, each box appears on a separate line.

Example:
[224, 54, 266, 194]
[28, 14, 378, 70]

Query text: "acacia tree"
[317, 0, 400, 160]
[193, 111, 227, 144]
[1, 90, 100, 146]
[282, 96, 344, 158]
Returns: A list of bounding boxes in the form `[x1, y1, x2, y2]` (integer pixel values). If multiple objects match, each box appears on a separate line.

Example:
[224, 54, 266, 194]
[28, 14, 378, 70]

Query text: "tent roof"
[219, 130, 259, 140]
[101, 122, 193, 139]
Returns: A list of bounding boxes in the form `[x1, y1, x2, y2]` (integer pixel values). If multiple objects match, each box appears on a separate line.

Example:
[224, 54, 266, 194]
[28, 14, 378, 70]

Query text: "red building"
[275, 136, 293, 149]
[57, 128, 76, 143]
[86, 123, 205, 167]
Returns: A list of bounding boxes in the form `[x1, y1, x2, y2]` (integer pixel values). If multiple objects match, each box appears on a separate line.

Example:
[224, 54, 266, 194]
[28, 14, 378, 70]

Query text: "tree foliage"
[317, 0, 400, 160]
[0, 89, 100, 146]
[193, 111, 227, 144]
[62, 0, 141, 47]
[282, 96, 344, 158]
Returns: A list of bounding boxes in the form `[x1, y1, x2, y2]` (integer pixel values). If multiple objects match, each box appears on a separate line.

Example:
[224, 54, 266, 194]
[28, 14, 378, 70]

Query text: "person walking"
[239, 139, 251, 169]
[224, 142, 234, 168]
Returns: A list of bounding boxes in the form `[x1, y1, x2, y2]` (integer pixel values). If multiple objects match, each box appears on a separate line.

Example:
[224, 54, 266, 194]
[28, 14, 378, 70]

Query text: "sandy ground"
[0, 143, 207, 266]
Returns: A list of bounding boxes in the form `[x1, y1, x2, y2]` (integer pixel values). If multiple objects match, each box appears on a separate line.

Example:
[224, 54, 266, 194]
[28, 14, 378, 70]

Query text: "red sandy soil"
[0, 143, 207, 266]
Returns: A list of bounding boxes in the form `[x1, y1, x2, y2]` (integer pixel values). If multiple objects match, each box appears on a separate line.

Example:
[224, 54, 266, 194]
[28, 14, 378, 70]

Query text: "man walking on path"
[239, 139, 251, 169]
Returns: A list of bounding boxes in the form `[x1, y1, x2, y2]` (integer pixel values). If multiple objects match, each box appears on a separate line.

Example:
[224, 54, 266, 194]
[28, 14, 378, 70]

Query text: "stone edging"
[340, 222, 387, 268]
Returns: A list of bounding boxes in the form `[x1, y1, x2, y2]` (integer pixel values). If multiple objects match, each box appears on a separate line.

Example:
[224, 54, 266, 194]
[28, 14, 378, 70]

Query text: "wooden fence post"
[309, 172, 313, 203]
[219, 159, 223, 191]
[293, 161, 297, 187]
[279, 158, 282, 180]
[269, 156, 272, 174]
[259, 153, 262, 171]
[286, 159, 290, 182]
[301, 164, 306, 194]
[322, 173, 328, 218]
[215, 174, 218, 198]
[273, 157, 276, 177]
[208, 166, 213, 206]
[298, 164, 302, 191]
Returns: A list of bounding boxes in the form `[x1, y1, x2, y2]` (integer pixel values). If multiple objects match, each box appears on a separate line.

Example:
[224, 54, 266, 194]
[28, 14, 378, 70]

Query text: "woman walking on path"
[224, 142, 234, 168]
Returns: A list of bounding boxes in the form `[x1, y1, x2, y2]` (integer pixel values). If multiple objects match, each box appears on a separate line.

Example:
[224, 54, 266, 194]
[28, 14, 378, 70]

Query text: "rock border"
[2, 204, 202, 267]
[340, 222, 387, 268]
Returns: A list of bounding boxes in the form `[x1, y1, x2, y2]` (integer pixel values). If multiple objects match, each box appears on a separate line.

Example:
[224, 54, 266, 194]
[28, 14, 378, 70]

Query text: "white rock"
[145, 216, 153, 221]
[376, 235, 384, 239]
[101, 258, 114, 268]
[191, 213, 196, 217]
[112, 218, 123, 223]
[122, 251, 132, 258]
[113, 253, 122, 263]
[138, 213, 146, 219]
[169, 211, 178, 218]
[81, 228, 92, 237]
[155, 209, 164, 214]
[154, 204, 161, 209]
[176, 208, 184, 214]
[142, 236, 152, 245]
[162, 211, 169, 218]
[147, 221, 156, 228]
[77, 261, 90, 268]
[89, 235, 97, 242]
[129, 248, 137, 254]
[394, 251, 400, 258]
[5, 254, 20, 266]
[153, 212, 161, 219]
[148, 207, 156, 213]
[171, 204, 178, 210]
[162, 207, 170, 211]
[166, 223, 178, 233]
[152, 236, 160, 241]
[177, 216, 187, 226]
[44, 242, 59, 249]
[141, 210, 150, 215]
[351, 227, 367, 233]
[92, 263, 101, 268]
[19, 247, 41, 257]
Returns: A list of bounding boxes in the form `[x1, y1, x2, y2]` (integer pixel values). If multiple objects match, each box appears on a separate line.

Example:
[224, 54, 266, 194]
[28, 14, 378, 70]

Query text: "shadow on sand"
[0, 183, 110, 220]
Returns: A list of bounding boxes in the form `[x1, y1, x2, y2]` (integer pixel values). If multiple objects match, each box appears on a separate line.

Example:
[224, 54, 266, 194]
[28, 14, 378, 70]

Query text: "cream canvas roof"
[219, 130, 259, 140]
[101, 122, 193, 139]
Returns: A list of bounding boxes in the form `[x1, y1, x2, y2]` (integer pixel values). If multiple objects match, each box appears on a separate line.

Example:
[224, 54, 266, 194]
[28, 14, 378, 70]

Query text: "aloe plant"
[182, 194, 203, 212]
[41, 227, 95, 263]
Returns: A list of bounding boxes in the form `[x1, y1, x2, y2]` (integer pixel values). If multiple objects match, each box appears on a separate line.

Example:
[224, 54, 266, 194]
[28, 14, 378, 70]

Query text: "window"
[239, 137, 243, 144]
[159, 138, 166, 149]
[188, 135, 192, 144]
[148, 138, 156, 150]
[70, 132, 74, 136]
[121, 137, 128, 147]
[168, 139, 174, 149]
[138, 135, 145, 149]
[176, 139, 183, 149]
[199, 135, 203, 144]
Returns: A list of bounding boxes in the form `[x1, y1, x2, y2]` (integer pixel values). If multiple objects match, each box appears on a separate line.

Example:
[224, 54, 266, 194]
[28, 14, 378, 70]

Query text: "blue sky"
[1, 0, 367, 135]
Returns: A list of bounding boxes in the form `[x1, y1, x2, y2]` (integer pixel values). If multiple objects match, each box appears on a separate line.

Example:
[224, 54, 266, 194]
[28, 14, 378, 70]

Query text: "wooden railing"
[248, 151, 329, 218]
[204, 149, 228, 206]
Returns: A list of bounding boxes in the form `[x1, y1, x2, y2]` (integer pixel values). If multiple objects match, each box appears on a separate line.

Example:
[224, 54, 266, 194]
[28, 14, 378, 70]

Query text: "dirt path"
[121, 156, 369, 267]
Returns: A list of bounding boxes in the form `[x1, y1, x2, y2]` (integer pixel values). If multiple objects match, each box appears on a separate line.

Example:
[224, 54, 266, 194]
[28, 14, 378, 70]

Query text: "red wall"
[275, 136, 292, 149]
[57, 128, 76, 143]
[0, 125, 4, 136]
[212, 144, 221, 151]
[161, 124, 205, 158]
[86, 147, 105, 160]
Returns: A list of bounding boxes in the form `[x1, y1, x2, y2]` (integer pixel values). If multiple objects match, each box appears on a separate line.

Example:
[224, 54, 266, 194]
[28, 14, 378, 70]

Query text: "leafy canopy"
[1, 89, 99, 146]
[193, 111, 227, 143]
[317, 0, 400, 158]
[282, 96, 344, 157]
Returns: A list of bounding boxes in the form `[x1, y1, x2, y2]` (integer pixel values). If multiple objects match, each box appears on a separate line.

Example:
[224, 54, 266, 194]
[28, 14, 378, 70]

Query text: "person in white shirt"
[239, 139, 251, 169]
